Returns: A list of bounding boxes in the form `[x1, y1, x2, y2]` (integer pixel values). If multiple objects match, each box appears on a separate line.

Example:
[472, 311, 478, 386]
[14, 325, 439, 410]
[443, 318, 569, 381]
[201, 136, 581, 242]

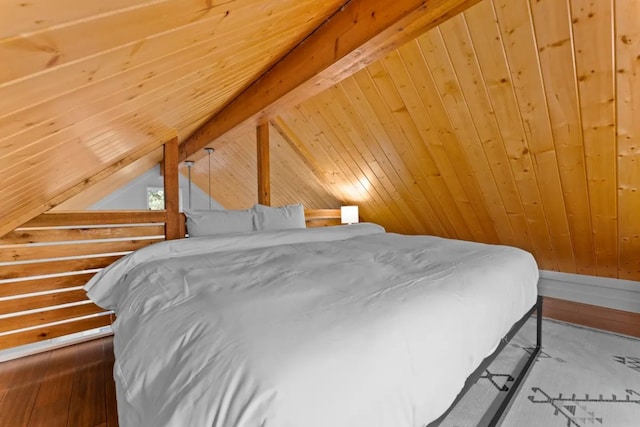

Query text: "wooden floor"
[0, 297, 637, 427]
[0, 337, 117, 427]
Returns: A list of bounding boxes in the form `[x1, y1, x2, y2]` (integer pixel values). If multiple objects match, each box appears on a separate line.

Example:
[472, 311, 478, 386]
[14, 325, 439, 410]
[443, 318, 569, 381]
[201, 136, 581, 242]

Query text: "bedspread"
[85, 223, 538, 427]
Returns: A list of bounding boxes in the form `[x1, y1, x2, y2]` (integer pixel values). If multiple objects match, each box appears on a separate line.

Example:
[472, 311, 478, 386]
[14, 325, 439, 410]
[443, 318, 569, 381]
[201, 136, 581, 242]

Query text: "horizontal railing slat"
[20, 210, 167, 228]
[0, 255, 123, 280]
[304, 209, 341, 220]
[306, 218, 342, 227]
[0, 314, 113, 350]
[0, 273, 95, 298]
[0, 289, 89, 316]
[0, 225, 165, 245]
[0, 303, 106, 334]
[0, 238, 163, 262]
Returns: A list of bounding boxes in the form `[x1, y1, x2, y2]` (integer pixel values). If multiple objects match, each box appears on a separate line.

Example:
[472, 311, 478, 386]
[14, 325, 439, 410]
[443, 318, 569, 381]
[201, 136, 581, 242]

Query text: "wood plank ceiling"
[0, 0, 348, 234]
[2, 0, 639, 282]
[187, 0, 639, 280]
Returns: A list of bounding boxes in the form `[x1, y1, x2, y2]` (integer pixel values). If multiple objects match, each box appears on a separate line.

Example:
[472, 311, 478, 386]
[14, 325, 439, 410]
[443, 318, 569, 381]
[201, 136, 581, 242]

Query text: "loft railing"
[0, 208, 340, 354]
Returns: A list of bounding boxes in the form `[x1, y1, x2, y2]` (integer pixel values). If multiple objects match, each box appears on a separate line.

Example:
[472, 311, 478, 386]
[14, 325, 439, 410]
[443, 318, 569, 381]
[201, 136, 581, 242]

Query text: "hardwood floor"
[0, 337, 117, 427]
[543, 296, 640, 338]
[0, 296, 636, 427]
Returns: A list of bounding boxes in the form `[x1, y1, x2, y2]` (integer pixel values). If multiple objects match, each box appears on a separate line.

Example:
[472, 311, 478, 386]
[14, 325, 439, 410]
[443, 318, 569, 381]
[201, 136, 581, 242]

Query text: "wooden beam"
[257, 123, 270, 206]
[20, 210, 167, 228]
[0, 225, 165, 245]
[163, 137, 180, 240]
[179, 0, 481, 160]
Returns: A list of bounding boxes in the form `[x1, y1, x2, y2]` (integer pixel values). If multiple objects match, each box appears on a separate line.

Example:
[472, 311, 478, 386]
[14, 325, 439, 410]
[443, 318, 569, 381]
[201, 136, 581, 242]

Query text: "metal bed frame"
[428, 295, 543, 426]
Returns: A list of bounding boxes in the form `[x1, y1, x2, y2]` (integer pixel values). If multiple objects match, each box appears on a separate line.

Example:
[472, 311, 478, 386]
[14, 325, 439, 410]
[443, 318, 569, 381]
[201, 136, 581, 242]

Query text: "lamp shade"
[341, 205, 359, 224]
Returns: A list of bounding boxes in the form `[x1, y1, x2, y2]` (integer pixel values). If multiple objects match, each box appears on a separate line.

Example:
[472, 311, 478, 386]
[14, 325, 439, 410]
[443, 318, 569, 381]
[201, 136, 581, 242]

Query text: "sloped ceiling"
[178, 122, 341, 209]
[0, 0, 347, 233]
[2, 0, 639, 282]
[189, 0, 639, 280]
[0, 0, 477, 236]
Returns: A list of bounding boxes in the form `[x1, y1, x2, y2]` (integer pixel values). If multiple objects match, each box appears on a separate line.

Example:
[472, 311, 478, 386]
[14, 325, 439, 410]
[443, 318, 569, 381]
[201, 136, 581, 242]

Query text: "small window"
[147, 187, 165, 210]
[147, 187, 183, 211]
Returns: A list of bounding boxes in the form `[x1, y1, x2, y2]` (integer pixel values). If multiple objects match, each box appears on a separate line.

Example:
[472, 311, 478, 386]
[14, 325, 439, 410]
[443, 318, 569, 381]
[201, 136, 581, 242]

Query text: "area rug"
[440, 318, 640, 427]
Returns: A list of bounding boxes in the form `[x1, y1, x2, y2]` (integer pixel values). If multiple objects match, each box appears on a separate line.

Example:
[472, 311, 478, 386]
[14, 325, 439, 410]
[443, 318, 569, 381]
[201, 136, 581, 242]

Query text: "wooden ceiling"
[199, 0, 639, 281]
[0, 0, 476, 236]
[2, 0, 640, 281]
[0, 0, 347, 233]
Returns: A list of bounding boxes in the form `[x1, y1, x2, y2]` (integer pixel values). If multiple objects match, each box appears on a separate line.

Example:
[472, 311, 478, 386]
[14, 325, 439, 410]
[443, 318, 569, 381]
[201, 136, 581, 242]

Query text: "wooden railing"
[0, 208, 341, 352]
[0, 210, 167, 351]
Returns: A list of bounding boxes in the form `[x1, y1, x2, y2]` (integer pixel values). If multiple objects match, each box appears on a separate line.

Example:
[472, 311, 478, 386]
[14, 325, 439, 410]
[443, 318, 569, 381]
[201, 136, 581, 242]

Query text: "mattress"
[85, 223, 539, 427]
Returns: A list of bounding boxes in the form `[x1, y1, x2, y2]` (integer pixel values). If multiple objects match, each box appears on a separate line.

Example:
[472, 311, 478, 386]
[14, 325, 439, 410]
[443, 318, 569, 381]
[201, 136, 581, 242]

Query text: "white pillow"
[252, 204, 306, 231]
[184, 209, 254, 237]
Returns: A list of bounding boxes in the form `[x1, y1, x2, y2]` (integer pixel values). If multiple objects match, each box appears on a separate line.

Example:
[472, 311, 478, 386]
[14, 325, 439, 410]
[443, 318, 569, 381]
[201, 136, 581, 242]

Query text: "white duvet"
[85, 223, 539, 427]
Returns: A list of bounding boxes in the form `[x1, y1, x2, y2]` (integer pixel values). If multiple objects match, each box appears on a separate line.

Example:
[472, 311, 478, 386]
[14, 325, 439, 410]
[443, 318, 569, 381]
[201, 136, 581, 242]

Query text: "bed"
[84, 220, 540, 427]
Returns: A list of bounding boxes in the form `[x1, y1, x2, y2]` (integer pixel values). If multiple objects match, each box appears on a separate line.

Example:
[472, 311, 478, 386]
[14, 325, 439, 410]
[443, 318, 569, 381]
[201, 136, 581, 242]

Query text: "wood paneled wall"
[268, 0, 639, 280]
[184, 123, 340, 210]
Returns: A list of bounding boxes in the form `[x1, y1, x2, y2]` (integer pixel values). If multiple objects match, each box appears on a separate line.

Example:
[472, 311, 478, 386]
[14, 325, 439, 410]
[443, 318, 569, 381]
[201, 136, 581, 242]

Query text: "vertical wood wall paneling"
[325, 83, 430, 234]
[530, 0, 596, 275]
[615, 0, 640, 280]
[163, 136, 180, 239]
[492, 0, 572, 271]
[351, 67, 462, 236]
[182, 122, 340, 210]
[290, 101, 384, 227]
[374, 51, 488, 242]
[414, 30, 504, 244]
[267, 121, 341, 209]
[257, 122, 271, 206]
[304, 91, 412, 232]
[463, 0, 543, 260]
[374, 49, 475, 238]
[570, 0, 618, 278]
[438, 12, 526, 249]
[271, 118, 341, 206]
[218, 128, 269, 208]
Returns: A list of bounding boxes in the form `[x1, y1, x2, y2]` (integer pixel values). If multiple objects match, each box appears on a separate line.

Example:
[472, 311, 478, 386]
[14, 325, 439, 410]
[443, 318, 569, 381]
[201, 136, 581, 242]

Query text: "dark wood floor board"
[33, 344, 77, 407]
[103, 339, 118, 427]
[543, 296, 640, 338]
[0, 349, 51, 380]
[0, 351, 51, 427]
[0, 337, 117, 427]
[27, 400, 71, 427]
[67, 339, 107, 427]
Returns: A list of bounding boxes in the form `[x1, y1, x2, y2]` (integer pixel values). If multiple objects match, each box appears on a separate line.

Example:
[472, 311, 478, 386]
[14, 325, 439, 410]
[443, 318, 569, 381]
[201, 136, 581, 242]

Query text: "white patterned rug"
[440, 318, 640, 427]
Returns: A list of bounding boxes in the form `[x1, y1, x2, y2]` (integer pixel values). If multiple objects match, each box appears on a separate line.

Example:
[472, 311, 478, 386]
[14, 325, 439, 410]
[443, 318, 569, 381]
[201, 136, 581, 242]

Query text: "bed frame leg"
[428, 297, 543, 427]
[487, 295, 543, 426]
[536, 295, 542, 348]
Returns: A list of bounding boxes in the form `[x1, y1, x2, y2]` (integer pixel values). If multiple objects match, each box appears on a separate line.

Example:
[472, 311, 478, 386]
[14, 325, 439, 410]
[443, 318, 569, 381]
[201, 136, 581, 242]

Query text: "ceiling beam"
[179, 0, 481, 161]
